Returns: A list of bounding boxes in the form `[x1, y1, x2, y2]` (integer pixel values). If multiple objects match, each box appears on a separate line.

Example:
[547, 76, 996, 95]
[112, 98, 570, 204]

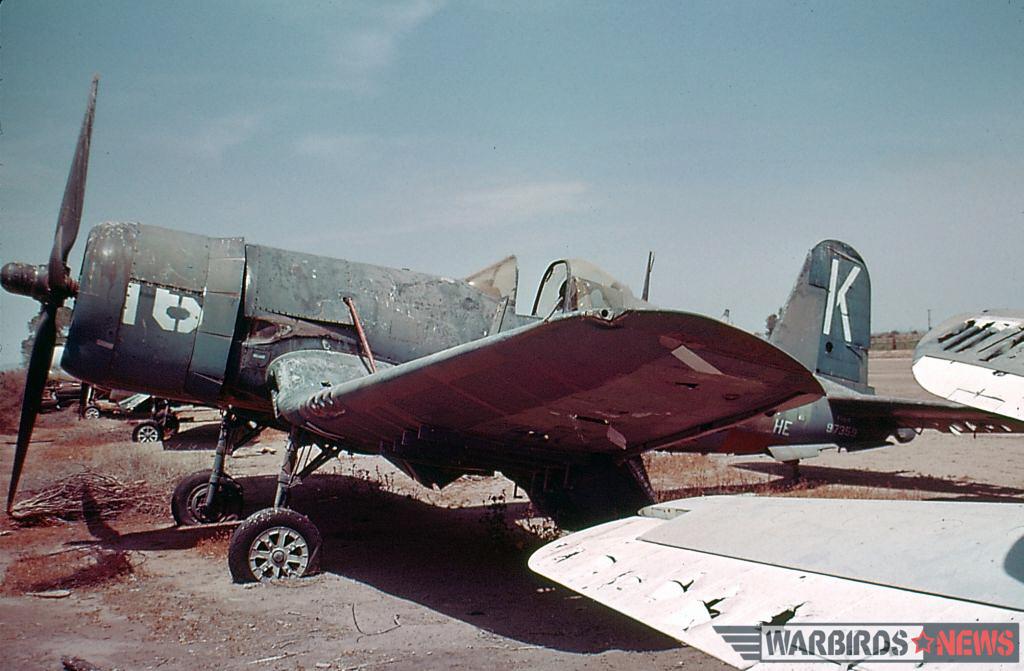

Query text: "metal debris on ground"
[61, 657, 103, 671]
[28, 589, 72, 598]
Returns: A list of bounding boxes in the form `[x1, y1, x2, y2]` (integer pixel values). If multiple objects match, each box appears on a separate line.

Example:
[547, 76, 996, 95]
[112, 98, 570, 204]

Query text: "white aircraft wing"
[529, 496, 1023, 669]
[913, 311, 1024, 421]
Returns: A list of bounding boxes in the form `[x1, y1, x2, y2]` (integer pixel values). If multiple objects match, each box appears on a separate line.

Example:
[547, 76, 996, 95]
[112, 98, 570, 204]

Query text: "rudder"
[769, 240, 871, 390]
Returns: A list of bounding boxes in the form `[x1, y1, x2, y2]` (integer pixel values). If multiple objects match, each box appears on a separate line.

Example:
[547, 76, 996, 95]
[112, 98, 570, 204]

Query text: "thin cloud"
[146, 113, 264, 161]
[191, 113, 263, 159]
[392, 180, 594, 233]
[334, 0, 445, 94]
[294, 133, 379, 160]
[287, 178, 594, 249]
[454, 181, 591, 223]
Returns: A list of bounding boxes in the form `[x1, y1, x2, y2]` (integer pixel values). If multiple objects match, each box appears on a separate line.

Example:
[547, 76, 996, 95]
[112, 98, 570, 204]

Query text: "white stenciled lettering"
[121, 281, 140, 325]
[773, 417, 792, 436]
[153, 287, 202, 334]
[822, 258, 861, 342]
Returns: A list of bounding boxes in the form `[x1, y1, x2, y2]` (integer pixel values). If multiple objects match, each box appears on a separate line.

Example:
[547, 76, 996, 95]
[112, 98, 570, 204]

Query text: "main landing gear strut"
[228, 427, 341, 583]
[170, 412, 262, 525]
[170, 416, 342, 582]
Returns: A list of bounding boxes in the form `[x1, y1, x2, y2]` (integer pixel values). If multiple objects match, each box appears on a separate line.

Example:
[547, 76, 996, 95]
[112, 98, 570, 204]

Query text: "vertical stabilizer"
[769, 240, 871, 390]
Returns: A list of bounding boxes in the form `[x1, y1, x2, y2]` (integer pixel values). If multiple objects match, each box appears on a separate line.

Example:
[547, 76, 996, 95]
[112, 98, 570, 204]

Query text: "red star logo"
[912, 629, 934, 654]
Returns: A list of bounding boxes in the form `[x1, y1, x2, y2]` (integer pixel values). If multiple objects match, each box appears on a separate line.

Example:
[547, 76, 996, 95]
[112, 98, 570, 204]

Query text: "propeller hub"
[1, 262, 51, 302]
[1, 262, 77, 303]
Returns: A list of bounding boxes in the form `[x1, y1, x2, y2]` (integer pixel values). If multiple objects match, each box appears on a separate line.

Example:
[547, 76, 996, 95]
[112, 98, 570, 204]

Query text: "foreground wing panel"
[530, 496, 1024, 669]
[275, 310, 824, 455]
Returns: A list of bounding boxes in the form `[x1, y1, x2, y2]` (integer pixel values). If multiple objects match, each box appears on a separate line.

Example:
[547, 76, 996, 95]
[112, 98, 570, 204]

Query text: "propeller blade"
[7, 304, 59, 514]
[49, 75, 99, 290]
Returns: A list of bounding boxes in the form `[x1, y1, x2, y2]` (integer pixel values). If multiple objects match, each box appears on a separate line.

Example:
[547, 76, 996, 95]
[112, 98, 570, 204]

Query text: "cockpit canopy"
[531, 259, 648, 317]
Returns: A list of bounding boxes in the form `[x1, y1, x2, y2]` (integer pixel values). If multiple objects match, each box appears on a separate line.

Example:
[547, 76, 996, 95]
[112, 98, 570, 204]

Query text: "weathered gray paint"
[244, 244, 504, 364]
[770, 240, 870, 390]
[185, 235, 245, 399]
[62, 221, 137, 386]
[272, 309, 824, 461]
[64, 222, 245, 405]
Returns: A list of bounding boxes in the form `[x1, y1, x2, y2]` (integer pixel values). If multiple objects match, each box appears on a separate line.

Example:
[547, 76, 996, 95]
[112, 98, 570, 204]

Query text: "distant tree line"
[20, 306, 72, 367]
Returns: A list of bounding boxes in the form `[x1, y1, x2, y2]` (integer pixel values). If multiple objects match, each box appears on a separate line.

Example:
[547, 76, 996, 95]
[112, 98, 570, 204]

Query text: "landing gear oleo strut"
[226, 427, 341, 583]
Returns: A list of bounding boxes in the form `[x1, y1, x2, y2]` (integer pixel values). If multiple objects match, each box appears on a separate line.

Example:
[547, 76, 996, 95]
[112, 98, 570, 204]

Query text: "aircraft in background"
[528, 254, 1024, 669]
[5, 79, 1019, 583]
[2, 78, 825, 581]
[913, 310, 1024, 422]
[664, 239, 1024, 469]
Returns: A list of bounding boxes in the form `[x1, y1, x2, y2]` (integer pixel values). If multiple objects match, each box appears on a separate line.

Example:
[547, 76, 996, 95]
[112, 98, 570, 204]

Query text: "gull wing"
[271, 309, 824, 456]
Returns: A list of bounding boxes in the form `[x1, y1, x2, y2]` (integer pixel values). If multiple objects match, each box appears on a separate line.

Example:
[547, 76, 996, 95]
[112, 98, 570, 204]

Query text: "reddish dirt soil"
[0, 355, 1021, 670]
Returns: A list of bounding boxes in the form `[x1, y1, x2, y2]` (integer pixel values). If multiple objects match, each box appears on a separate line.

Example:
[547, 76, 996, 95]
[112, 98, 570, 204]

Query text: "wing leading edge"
[272, 309, 824, 457]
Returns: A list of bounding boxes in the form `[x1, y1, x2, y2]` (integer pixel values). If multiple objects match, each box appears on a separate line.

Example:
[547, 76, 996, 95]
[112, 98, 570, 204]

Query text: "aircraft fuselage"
[63, 222, 532, 415]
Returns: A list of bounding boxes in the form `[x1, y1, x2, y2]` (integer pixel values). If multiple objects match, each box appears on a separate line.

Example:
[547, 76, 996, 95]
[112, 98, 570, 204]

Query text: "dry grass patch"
[777, 484, 926, 501]
[645, 452, 766, 497]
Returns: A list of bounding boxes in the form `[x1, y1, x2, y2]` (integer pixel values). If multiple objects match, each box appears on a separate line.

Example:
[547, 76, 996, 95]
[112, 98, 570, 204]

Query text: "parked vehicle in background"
[82, 389, 182, 442]
[39, 380, 83, 413]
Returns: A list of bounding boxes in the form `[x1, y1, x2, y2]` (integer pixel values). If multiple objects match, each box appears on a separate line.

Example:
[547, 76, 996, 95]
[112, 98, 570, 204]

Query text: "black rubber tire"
[83, 405, 101, 419]
[132, 420, 162, 443]
[228, 508, 322, 583]
[170, 470, 244, 526]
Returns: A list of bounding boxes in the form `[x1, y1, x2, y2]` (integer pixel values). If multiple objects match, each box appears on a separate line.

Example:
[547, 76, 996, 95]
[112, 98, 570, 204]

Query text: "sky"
[1, 1, 1023, 368]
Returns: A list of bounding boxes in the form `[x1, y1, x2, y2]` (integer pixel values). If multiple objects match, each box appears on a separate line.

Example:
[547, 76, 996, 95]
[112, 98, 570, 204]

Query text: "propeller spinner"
[1, 76, 98, 513]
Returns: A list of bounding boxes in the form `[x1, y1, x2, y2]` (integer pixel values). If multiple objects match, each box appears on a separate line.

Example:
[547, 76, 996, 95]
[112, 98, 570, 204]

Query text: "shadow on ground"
[688, 463, 1024, 504]
[78, 472, 677, 654]
[162, 423, 221, 451]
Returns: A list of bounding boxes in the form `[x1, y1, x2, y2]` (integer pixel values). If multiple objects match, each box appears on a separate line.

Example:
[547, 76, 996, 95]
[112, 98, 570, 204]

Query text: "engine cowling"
[63, 222, 245, 405]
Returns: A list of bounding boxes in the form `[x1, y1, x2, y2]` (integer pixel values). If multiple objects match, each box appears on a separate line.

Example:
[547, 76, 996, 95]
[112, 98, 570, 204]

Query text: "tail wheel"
[228, 508, 322, 583]
[171, 469, 243, 525]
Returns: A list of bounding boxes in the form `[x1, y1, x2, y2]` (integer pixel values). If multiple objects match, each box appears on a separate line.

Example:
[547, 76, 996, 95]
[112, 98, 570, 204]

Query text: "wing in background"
[913, 311, 1024, 421]
[830, 395, 1024, 434]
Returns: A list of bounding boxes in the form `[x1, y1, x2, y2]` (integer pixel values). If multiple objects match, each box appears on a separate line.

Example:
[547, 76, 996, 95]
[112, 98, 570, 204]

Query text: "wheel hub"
[186, 485, 213, 522]
[137, 424, 160, 442]
[248, 526, 309, 580]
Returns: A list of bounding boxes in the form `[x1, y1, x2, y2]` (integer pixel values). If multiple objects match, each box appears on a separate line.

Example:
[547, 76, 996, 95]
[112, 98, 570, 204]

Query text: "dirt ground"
[1, 354, 1022, 670]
